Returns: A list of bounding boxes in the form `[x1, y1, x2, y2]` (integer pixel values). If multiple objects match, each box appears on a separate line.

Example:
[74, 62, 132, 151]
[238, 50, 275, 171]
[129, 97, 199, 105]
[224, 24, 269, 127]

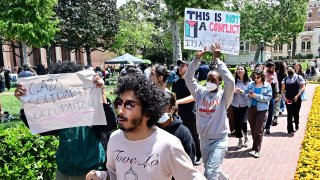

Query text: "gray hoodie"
[185, 58, 235, 140]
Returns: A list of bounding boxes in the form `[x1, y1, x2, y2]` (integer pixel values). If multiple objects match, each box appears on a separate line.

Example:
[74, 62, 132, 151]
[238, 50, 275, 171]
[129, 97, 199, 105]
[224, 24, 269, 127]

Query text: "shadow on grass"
[0, 119, 22, 130]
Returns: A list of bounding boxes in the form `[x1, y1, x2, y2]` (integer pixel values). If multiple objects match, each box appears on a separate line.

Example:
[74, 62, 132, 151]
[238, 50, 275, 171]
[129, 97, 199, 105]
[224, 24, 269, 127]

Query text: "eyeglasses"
[254, 76, 261, 80]
[114, 98, 139, 110]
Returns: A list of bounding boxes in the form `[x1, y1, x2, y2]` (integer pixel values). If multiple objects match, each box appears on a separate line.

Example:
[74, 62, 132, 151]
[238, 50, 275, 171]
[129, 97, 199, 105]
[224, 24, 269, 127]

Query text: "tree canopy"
[55, 0, 119, 65]
[0, 0, 59, 64]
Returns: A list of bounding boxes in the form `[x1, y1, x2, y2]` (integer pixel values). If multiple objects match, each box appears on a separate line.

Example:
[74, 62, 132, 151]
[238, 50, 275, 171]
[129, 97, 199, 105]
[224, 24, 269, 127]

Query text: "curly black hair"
[49, 61, 83, 74]
[115, 73, 166, 128]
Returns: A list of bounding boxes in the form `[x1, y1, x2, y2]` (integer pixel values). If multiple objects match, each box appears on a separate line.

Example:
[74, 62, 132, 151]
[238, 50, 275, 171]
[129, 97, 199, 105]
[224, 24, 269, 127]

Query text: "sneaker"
[265, 129, 270, 134]
[254, 151, 260, 158]
[243, 135, 249, 147]
[237, 138, 243, 149]
[287, 132, 294, 136]
[295, 124, 299, 131]
[194, 157, 202, 166]
[271, 117, 278, 126]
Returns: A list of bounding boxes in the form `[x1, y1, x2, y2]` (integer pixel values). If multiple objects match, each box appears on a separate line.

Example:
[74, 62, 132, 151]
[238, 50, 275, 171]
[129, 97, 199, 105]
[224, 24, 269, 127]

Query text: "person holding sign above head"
[14, 61, 117, 180]
[184, 43, 235, 179]
[86, 73, 206, 180]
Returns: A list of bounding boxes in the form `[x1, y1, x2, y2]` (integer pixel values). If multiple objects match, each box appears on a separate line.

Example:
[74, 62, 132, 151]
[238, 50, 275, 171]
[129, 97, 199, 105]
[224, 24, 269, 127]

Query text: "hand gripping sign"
[18, 70, 106, 134]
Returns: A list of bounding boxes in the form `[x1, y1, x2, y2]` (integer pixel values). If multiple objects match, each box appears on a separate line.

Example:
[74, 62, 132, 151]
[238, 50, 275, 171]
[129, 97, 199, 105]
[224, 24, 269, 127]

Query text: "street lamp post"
[318, 47, 320, 58]
[288, 49, 292, 64]
[259, 40, 265, 63]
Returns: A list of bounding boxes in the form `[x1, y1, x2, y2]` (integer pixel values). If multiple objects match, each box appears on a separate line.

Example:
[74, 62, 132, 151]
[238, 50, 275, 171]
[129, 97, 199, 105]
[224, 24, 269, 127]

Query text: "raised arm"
[185, 50, 207, 99]
[211, 44, 235, 108]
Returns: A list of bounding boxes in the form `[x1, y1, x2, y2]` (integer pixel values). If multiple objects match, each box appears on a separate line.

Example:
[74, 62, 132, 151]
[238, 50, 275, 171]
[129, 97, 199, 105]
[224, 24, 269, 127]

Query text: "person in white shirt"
[86, 73, 205, 180]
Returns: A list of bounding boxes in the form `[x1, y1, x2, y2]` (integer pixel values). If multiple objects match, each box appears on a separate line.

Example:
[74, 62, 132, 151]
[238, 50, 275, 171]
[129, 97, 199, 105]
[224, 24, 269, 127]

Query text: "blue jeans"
[200, 137, 228, 180]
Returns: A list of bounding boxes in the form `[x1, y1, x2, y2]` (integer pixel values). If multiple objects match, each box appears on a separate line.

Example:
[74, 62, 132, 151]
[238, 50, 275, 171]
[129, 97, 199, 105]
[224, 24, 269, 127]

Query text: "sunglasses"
[114, 98, 139, 110]
[253, 76, 261, 80]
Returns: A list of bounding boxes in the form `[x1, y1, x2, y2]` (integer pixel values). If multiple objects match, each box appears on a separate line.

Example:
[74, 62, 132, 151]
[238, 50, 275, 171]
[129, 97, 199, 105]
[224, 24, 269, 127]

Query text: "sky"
[117, 0, 127, 8]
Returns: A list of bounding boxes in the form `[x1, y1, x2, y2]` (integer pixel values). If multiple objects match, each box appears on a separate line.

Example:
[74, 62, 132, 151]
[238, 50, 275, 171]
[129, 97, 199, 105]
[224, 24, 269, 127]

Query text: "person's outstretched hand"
[195, 46, 207, 60]
[211, 43, 221, 60]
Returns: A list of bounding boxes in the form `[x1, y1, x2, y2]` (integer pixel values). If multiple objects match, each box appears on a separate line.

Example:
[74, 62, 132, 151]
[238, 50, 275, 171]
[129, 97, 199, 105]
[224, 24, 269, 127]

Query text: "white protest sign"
[18, 70, 106, 134]
[184, 8, 240, 55]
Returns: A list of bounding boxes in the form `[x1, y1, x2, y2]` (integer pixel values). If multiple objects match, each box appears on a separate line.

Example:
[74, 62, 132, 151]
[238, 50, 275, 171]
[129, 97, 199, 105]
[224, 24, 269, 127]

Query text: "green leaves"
[55, 0, 119, 51]
[0, 124, 58, 179]
[231, 0, 307, 45]
[0, 0, 59, 48]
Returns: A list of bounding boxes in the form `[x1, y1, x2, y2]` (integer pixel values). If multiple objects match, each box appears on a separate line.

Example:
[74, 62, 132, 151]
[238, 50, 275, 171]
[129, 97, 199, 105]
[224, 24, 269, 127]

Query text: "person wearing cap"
[172, 58, 202, 165]
[18, 64, 37, 78]
[185, 43, 235, 179]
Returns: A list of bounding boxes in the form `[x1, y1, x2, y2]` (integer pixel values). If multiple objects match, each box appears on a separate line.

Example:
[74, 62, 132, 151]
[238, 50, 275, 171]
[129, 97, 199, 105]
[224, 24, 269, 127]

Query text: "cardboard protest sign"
[184, 8, 240, 55]
[18, 70, 106, 134]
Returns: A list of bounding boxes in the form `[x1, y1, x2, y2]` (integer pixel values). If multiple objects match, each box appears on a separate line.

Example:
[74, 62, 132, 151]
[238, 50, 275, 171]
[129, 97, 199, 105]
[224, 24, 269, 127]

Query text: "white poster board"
[184, 8, 241, 55]
[18, 70, 106, 134]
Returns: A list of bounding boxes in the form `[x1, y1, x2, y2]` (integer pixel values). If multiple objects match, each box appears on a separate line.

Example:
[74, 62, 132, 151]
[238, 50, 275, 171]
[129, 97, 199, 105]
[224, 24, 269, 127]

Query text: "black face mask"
[288, 71, 294, 76]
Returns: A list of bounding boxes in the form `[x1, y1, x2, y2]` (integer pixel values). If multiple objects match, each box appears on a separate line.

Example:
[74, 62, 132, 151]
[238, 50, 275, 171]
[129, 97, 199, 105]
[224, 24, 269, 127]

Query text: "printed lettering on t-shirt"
[114, 150, 160, 179]
[199, 99, 219, 116]
[114, 150, 159, 167]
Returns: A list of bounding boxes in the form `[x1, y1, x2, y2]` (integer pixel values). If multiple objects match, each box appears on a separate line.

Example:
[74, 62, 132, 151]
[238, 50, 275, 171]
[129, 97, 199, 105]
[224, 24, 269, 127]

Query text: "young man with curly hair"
[86, 74, 205, 180]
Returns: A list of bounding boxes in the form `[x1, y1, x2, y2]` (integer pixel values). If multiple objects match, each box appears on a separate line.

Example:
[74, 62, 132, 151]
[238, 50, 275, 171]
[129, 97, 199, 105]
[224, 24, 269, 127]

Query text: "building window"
[302, 42, 306, 50]
[288, 43, 291, 50]
[240, 41, 244, 51]
[278, 45, 283, 51]
[307, 41, 311, 50]
[245, 41, 250, 52]
[274, 44, 278, 50]
[308, 12, 312, 17]
[307, 26, 312, 31]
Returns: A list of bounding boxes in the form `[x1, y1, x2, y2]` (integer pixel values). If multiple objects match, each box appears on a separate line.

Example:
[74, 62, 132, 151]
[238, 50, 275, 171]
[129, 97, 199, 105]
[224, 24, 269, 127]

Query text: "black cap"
[177, 59, 189, 66]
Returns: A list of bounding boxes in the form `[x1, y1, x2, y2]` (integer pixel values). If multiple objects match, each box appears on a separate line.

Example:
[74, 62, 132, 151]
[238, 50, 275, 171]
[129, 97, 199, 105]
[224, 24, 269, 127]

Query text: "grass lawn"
[0, 93, 21, 117]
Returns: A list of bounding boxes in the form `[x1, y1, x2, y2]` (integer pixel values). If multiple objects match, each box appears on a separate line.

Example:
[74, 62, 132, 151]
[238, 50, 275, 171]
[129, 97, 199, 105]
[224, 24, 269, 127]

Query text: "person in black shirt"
[172, 59, 202, 165]
[281, 66, 306, 135]
[196, 61, 210, 81]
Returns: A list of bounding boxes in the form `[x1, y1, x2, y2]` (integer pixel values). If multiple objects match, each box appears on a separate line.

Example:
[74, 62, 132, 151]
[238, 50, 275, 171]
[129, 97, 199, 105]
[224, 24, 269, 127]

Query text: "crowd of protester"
[10, 45, 312, 179]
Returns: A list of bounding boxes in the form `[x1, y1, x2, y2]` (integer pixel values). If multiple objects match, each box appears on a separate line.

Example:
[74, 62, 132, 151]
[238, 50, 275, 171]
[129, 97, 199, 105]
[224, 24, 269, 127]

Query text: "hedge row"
[295, 87, 320, 179]
[0, 123, 58, 179]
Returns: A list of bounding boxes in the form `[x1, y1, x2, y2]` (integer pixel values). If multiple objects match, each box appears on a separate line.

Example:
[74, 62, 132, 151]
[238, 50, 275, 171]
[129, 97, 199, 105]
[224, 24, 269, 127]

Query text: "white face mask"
[205, 82, 218, 91]
[158, 113, 170, 124]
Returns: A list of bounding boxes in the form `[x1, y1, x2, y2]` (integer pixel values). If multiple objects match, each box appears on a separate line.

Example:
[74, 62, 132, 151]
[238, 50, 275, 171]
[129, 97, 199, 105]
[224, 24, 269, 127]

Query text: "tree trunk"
[168, 6, 182, 65]
[86, 47, 91, 66]
[254, 48, 260, 63]
[292, 35, 296, 59]
[22, 41, 28, 64]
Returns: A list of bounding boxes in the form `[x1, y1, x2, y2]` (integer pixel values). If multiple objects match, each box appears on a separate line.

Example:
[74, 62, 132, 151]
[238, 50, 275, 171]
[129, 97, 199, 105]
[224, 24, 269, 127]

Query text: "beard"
[118, 115, 143, 132]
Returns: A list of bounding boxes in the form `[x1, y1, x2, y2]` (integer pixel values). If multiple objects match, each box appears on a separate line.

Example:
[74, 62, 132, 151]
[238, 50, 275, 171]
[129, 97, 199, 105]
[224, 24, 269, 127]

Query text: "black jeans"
[265, 98, 275, 129]
[232, 106, 248, 138]
[286, 98, 302, 133]
[180, 115, 202, 160]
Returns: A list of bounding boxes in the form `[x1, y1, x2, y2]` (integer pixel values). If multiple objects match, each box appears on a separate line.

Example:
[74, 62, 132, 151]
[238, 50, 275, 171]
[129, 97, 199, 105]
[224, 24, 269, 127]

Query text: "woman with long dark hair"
[231, 65, 251, 149]
[272, 61, 287, 125]
[245, 70, 272, 158]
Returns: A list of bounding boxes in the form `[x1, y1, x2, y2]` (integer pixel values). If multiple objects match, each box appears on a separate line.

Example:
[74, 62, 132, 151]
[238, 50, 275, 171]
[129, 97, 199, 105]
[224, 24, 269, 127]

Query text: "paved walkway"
[196, 84, 319, 180]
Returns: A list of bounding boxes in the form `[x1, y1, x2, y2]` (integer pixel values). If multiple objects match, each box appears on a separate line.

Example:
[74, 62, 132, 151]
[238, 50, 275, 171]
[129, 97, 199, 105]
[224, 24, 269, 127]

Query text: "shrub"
[0, 123, 58, 179]
[295, 87, 320, 179]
